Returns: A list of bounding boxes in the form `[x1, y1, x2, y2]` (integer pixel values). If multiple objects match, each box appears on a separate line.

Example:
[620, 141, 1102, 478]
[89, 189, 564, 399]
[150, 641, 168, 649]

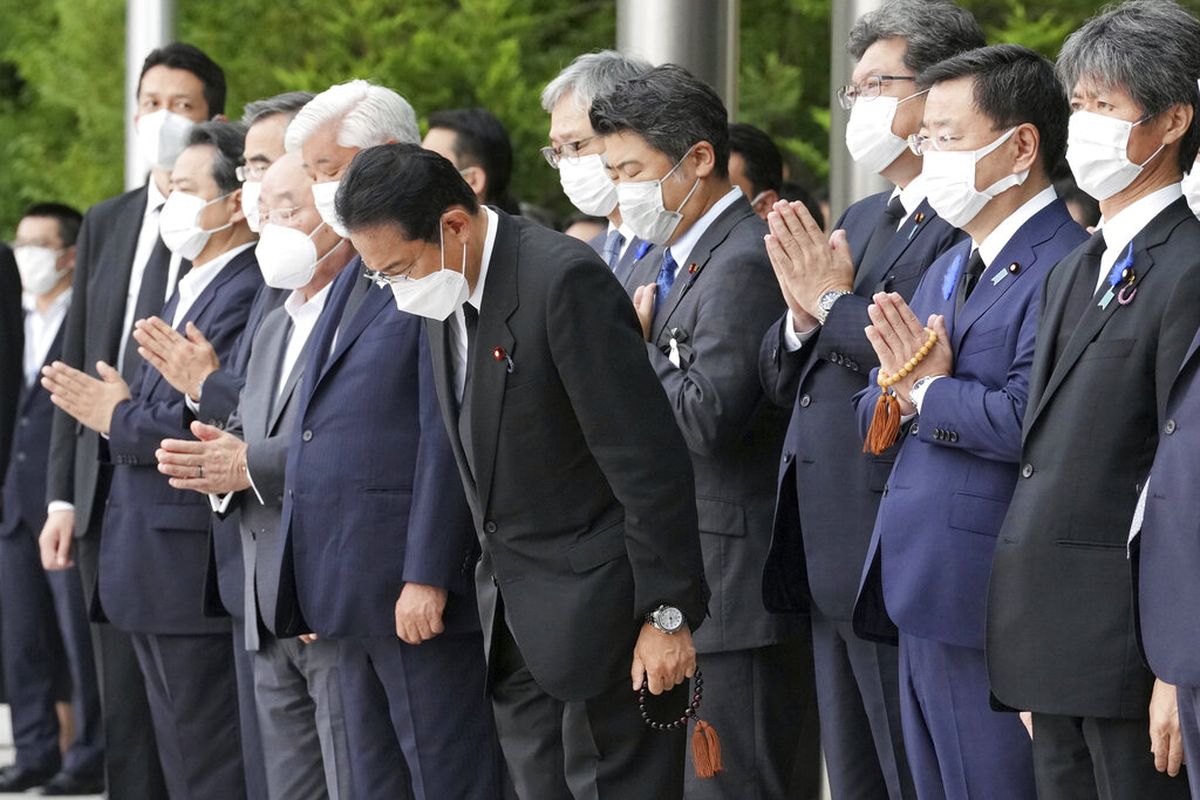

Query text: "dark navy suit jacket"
[1, 322, 66, 537]
[852, 198, 1086, 649]
[98, 247, 262, 634]
[760, 190, 965, 621]
[1136, 324, 1200, 687]
[274, 259, 479, 639]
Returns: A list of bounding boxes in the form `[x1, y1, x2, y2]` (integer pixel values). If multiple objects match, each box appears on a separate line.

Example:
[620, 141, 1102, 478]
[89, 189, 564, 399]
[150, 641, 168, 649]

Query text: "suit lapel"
[1027, 200, 1190, 430]
[651, 199, 753, 341]
[267, 346, 306, 436]
[243, 311, 289, 440]
[467, 213, 519, 516]
[100, 188, 152, 363]
[853, 199, 938, 293]
[317, 281, 391, 384]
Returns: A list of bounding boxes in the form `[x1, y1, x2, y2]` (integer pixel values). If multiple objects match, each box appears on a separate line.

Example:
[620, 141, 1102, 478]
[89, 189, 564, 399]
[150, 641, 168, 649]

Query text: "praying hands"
[40, 361, 131, 435]
[863, 292, 953, 414]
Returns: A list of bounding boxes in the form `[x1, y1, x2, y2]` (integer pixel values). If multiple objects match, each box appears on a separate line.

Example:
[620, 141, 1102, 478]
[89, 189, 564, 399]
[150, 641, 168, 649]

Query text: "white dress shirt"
[170, 242, 255, 329]
[22, 289, 72, 385]
[909, 186, 1059, 414]
[451, 206, 499, 406]
[117, 179, 184, 374]
[667, 186, 744, 276]
[1094, 182, 1183, 293]
[278, 283, 331, 401]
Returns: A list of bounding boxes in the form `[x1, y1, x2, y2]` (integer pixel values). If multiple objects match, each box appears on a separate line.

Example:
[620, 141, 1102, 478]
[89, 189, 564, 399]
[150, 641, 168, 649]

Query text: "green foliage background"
[1, 0, 1198, 237]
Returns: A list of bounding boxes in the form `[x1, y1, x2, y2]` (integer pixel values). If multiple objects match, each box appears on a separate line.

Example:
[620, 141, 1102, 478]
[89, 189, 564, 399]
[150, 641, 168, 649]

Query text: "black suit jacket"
[759, 192, 965, 622]
[45, 185, 151, 533]
[427, 210, 708, 702]
[626, 196, 801, 654]
[987, 197, 1200, 718]
[0, 245, 23, 486]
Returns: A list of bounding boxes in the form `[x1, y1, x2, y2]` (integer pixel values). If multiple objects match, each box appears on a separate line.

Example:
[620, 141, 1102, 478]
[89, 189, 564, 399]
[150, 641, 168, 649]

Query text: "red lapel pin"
[914, 211, 925, 224]
[688, 262, 698, 274]
[494, 347, 514, 374]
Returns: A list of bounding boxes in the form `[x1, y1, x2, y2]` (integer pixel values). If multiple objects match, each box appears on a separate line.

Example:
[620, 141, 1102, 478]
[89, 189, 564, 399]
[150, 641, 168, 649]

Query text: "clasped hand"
[764, 199, 854, 331]
[157, 420, 251, 494]
[41, 361, 130, 435]
[631, 623, 696, 696]
[133, 317, 220, 401]
[864, 293, 953, 413]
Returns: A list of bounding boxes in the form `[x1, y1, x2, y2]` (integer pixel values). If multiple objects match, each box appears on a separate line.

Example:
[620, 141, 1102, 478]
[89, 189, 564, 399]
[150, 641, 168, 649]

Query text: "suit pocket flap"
[151, 503, 214, 532]
[948, 492, 1008, 536]
[959, 325, 1009, 357]
[1081, 338, 1135, 360]
[697, 496, 746, 537]
[566, 520, 627, 573]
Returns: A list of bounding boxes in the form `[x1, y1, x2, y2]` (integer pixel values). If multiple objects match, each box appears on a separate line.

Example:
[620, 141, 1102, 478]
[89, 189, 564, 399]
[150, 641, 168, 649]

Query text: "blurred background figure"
[1054, 175, 1101, 229]
[729, 122, 784, 219]
[424, 107, 522, 215]
[562, 212, 606, 242]
[780, 179, 826, 231]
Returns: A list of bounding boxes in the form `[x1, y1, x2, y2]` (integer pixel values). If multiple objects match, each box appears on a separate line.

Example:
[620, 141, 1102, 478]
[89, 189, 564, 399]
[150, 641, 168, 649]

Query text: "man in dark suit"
[0, 244, 21, 489]
[39, 42, 225, 800]
[338, 143, 708, 800]
[986, 3, 1200, 797]
[757, 3, 980, 797]
[848, 46, 1087, 799]
[42, 123, 261, 799]
[728, 122, 784, 220]
[590, 65, 816, 799]
[154, 151, 358, 799]
[424, 107, 522, 215]
[1135, 321, 1200, 796]
[541, 50, 653, 285]
[0, 205, 105, 795]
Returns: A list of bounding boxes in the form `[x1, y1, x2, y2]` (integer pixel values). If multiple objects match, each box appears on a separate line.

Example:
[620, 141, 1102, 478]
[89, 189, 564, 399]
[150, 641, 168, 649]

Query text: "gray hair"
[284, 79, 420, 153]
[185, 121, 246, 192]
[847, 0, 986, 75]
[242, 91, 315, 127]
[1057, 0, 1200, 171]
[540, 49, 652, 113]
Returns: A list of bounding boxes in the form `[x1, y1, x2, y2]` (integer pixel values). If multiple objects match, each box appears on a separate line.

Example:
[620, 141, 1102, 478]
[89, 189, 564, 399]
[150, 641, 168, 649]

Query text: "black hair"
[21, 203, 83, 247]
[729, 123, 783, 195]
[138, 42, 227, 117]
[336, 143, 480, 242]
[847, 0, 986, 74]
[185, 121, 247, 192]
[590, 64, 731, 178]
[427, 107, 519, 214]
[920, 44, 1069, 175]
[778, 181, 826, 230]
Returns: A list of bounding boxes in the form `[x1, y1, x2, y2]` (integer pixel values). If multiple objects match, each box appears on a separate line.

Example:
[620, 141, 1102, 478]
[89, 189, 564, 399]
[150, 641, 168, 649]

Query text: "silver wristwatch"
[646, 604, 685, 635]
[815, 289, 851, 325]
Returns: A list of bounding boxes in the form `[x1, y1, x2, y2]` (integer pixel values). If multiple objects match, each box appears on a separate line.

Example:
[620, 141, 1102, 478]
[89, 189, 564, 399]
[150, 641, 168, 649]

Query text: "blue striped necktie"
[654, 248, 678, 322]
[602, 228, 625, 271]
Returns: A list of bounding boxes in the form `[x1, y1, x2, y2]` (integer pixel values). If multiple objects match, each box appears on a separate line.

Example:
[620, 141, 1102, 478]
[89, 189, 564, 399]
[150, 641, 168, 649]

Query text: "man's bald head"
[260, 150, 314, 222]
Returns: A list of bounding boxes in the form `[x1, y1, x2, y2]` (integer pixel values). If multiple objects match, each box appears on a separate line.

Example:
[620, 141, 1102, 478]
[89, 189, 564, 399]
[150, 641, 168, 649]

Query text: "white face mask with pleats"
[159, 190, 234, 259]
[615, 149, 700, 245]
[922, 127, 1028, 229]
[385, 223, 470, 321]
[1066, 111, 1163, 201]
[137, 109, 196, 171]
[1182, 167, 1200, 219]
[845, 90, 929, 175]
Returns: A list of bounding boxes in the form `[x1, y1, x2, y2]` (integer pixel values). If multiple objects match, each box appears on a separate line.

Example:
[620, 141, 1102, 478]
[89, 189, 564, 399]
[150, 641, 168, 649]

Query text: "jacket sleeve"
[548, 259, 707, 626]
[193, 369, 244, 428]
[758, 314, 811, 409]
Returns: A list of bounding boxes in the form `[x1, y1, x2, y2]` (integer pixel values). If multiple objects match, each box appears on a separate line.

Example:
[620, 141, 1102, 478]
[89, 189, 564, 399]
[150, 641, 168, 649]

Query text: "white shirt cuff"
[185, 391, 202, 415]
[47, 501, 75, 515]
[910, 375, 946, 415]
[209, 492, 234, 514]
[782, 310, 820, 352]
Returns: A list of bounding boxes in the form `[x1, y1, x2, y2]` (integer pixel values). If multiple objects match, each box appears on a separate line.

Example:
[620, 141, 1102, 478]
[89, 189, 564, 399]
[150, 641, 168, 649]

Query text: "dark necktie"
[1053, 229, 1107, 365]
[458, 302, 479, 475]
[955, 249, 987, 317]
[654, 248, 678, 325]
[857, 194, 907, 285]
[121, 235, 172, 382]
[601, 228, 625, 272]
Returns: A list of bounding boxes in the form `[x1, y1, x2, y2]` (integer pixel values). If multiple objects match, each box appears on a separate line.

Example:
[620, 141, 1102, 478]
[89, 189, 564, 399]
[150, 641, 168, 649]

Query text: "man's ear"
[211, 113, 229, 123]
[692, 141, 717, 179]
[462, 166, 488, 202]
[62, 245, 78, 272]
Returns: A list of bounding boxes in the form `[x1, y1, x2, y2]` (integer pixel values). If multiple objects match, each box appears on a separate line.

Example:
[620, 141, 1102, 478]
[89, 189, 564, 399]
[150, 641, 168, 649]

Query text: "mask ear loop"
[439, 219, 447, 273]
[198, 190, 238, 235]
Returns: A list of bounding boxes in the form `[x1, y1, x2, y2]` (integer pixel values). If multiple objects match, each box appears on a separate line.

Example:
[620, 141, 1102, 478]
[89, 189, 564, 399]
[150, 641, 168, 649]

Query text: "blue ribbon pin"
[1098, 242, 1134, 310]
[942, 252, 965, 301]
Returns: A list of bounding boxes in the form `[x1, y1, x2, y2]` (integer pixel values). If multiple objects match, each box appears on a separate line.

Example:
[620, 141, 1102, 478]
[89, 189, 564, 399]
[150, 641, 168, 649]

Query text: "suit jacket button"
[1021, 464, 1034, 478]
[799, 394, 812, 408]
[18, 416, 28, 427]
[848, 360, 859, 371]
[772, 347, 779, 362]
[484, 521, 498, 534]
[301, 430, 313, 442]
[782, 451, 794, 464]
[910, 423, 919, 436]
[491, 575, 499, 587]
[1165, 419, 1177, 435]
[15, 451, 25, 462]
[949, 432, 959, 443]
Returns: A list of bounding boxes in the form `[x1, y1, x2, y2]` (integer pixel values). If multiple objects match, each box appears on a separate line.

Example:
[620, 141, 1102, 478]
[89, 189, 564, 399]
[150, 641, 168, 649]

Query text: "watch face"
[659, 606, 684, 631]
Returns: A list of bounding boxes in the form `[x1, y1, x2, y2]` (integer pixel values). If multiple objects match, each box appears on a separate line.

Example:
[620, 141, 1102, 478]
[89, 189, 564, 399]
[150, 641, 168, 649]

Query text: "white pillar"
[124, 0, 175, 189]
[616, 0, 740, 117]
[829, 0, 887, 220]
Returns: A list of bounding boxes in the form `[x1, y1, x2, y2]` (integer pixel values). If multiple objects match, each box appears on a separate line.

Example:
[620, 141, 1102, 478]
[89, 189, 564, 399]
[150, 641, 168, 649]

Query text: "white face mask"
[14, 246, 68, 296]
[1182, 167, 1200, 219]
[137, 109, 196, 171]
[256, 222, 340, 289]
[159, 190, 234, 260]
[845, 91, 928, 175]
[241, 181, 263, 233]
[614, 151, 701, 245]
[922, 127, 1028, 229]
[1066, 111, 1163, 202]
[386, 223, 470, 321]
[311, 180, 349, 238]
[558, 154, 618, 217]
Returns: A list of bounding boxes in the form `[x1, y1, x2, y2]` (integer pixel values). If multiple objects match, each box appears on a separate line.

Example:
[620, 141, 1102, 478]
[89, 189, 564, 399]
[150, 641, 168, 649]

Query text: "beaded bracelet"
[638, 669, 723, 779]
[864, 327, 938, 455]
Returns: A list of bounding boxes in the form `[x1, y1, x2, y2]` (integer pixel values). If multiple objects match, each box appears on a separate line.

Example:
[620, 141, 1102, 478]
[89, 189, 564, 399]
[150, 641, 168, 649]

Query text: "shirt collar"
[284, 280, 332, 323]
[467, 206, 500, 312]
[668, 186, 743, 268]
[1097, 182, 1184, 263]
[22, 287, 72, 318]
[895, 173, 927, 219]
[145, 177, 167, 217]
[974, 185, 1058, 267]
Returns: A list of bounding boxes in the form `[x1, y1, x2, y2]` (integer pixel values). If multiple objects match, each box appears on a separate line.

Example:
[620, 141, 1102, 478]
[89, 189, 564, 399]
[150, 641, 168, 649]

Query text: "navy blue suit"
[0, 315, 104, 780]
[759, 190, 964, 799]
[1136, 324, 1200, 800]
[276, 260, 500, 800]
[854, 198, 1086, 800]
[101, 246, 262, 800]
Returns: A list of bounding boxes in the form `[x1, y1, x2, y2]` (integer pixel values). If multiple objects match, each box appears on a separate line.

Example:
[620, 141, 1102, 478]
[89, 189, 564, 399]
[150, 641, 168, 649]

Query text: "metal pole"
[616, 0, 739, 117]
[124, 0, 175, 190]
[829, 0, 887, 222]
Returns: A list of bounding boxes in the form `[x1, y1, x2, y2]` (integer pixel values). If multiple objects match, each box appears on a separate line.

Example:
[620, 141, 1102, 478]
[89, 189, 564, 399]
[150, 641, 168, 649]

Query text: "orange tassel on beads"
[863, 327, 938, 456]
[691, 719, 723, 778]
